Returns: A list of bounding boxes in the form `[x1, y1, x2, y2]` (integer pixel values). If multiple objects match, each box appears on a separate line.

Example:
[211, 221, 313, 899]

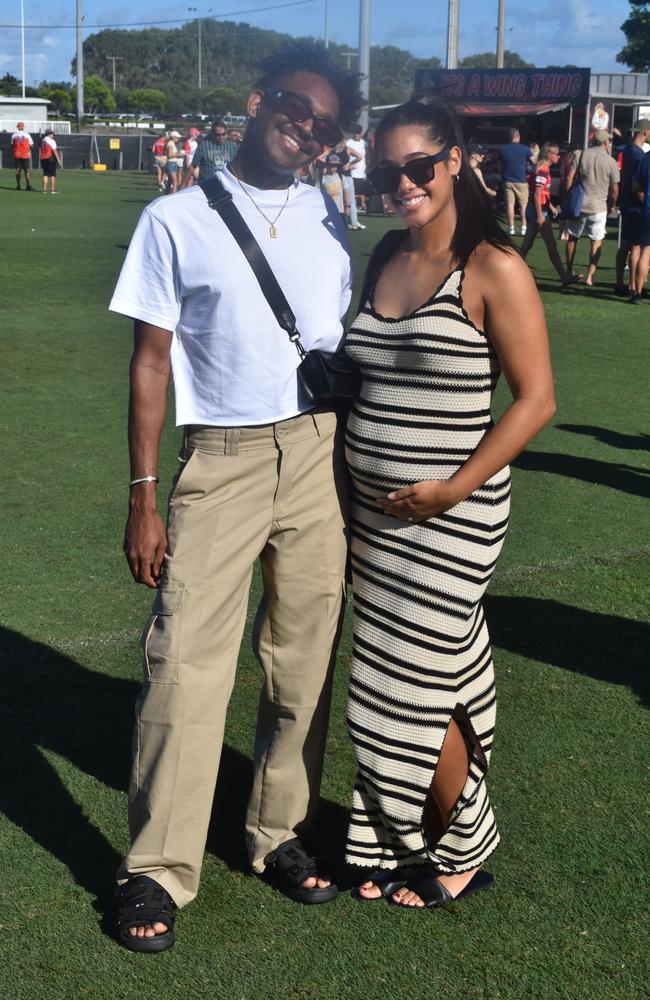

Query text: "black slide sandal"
[262, 837, 338, 904]
[115, 875, 176, 952]
[389, 868, 494, 910]
[351, 869, 407, 902]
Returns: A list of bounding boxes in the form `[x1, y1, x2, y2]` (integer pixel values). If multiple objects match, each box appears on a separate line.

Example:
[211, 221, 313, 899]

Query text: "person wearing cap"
[164, 131, 184, 193]
[190, 119, 238, 181]
[39, 129, 63, 194]
[469, 144, 497, 198]
[181, 128, 202, 188]
[564, 130, 620, 286]
[615, 117, 650, 298]
[320, 151, 348, 220]
[12, 122, 34, 191]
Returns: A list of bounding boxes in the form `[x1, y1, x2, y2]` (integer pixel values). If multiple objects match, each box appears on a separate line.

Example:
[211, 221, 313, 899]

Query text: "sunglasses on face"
[262, 88, 342, 149]
[368, 150, 451, 195]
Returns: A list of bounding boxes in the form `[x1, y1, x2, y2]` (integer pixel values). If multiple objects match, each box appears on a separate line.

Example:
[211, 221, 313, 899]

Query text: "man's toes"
[302, 876, 317, 889]
[316, 878, 331, 889]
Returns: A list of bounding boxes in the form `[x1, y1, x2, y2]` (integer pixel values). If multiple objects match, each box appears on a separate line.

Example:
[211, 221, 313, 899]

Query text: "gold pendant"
[270, 225, 278, 238]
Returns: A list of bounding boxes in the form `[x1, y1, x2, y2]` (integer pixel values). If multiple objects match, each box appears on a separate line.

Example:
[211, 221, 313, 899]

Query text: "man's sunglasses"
[262, 88, 342, 149]
[368, 150, 451, 194]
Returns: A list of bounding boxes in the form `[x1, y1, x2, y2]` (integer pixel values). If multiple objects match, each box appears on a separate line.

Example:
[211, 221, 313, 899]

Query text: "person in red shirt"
[12, 122, 34, 191]
[519, 142, 582, 286]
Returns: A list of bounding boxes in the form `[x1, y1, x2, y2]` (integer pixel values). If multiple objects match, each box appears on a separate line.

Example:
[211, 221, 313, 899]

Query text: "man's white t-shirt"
[109, 167, 352, 426]
[346, 138, 366, 179]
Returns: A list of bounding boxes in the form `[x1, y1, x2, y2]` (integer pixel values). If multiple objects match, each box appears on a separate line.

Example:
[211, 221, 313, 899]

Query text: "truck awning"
[455, 101, 570, 116]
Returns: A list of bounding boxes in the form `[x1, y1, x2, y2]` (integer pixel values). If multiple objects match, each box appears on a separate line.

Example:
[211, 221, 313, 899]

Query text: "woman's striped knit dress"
[344, 262, 511, 873]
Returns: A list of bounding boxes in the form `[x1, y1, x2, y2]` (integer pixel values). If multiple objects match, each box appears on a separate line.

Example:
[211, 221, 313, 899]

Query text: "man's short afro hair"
[255, 39, 365, 131]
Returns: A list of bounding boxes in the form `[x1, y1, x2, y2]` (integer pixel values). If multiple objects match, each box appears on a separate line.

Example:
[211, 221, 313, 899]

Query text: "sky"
[0, 0, 634, 89]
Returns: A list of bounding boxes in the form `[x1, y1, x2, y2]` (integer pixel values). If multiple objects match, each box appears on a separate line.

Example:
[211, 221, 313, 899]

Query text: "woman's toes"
[358, 881, 381, 899]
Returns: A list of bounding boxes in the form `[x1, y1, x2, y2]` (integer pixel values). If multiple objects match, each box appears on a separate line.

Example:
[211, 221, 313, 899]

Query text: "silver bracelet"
[129, 475, 160, 487]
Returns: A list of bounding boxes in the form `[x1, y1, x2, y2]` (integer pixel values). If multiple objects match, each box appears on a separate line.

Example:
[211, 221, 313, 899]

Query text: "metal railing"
[0, 119, 71, 134]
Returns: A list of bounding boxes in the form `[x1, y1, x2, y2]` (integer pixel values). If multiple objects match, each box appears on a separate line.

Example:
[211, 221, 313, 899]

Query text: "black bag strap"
[199, 173, 305, 357]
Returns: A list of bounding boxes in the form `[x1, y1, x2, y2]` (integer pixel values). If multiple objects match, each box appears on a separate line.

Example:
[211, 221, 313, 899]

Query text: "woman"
[164, 131, 183, 194]
[468, 144, 497, 198]
[519, 142, 581, 285]
[344, 96, 556, 909]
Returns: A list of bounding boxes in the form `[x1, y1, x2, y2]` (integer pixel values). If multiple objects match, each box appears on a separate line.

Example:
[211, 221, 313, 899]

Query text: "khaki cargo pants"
[117, 409, 348, 908]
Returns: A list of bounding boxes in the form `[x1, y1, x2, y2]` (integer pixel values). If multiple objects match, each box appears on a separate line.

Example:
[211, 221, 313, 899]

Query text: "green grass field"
[0, 169, 648, 1000]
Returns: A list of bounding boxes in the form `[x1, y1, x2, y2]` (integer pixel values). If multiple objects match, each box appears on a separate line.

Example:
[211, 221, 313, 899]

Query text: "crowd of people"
[143, 113, 650, 296]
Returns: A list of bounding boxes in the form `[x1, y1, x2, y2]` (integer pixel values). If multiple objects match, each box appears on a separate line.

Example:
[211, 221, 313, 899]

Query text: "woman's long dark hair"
[374, 95, 512, 264]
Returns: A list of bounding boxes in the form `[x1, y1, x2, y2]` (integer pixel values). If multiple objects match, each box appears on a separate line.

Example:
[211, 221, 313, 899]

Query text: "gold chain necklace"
[234, 175, 291, 238]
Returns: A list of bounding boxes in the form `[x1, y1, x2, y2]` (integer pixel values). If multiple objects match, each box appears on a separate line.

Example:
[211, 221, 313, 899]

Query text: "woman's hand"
[549, 203, 560, 218]
[375, 480, 460, 522]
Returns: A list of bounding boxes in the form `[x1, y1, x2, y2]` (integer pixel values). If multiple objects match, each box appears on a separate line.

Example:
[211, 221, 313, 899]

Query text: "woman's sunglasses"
[368, 150, 451, 195]
[262, 88, 342, 149]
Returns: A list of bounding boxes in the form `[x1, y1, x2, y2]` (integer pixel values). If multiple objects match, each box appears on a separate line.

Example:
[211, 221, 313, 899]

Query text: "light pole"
[19, 0, 26, 97]
[187, 8, 211, 93]
[107, 55, 122, 93]
[446, 0, 460, 69]
[76, 0, 84, 129]
[496, 0, 506, 69]
[324, 0, 329, 48]
[358, 0, 370, 133]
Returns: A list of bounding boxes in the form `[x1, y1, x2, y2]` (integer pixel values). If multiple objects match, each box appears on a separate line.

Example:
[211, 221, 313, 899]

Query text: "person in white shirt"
[110, 40, 362, 953]
[12, 122, 34, 191]
[346, 125, 367, 211]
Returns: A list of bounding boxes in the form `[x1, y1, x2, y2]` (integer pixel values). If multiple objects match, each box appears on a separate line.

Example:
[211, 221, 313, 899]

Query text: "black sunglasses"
[368, 150, 451, 194]
[262, 88, 342, 149]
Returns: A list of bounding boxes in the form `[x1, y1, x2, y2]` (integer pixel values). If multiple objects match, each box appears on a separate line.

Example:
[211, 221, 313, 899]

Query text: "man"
[346, 125, 367, 211]
[498, 128, 533, 236]
[109, 40, 362, 952]
[190, 118, 239, 182]
[565, 130, 620, 286]
[614, 118, 650, 298]
[629, 147, 650, 304]
[12, 122, 33, 191]
[39, 129, 63, 194]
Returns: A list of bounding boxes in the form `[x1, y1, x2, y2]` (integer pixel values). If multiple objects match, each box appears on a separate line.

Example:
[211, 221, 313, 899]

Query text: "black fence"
[0, 132, 157, 171]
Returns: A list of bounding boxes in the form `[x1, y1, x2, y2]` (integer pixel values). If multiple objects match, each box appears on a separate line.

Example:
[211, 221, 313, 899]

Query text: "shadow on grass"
[0, 626, 351, 904]
[555, 424, 650, 452]
[534, 280, 620, 301]
[513, 450, 650, 498]
[486, 595, 650, 708]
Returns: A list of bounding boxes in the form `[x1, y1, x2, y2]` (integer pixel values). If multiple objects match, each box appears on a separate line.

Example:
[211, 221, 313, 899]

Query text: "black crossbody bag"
[199, 174, 360, 403]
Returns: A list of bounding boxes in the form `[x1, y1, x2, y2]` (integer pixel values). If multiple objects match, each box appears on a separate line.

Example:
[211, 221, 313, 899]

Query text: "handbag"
[199, 174, 360, 403]
[562, 153, 585, 219]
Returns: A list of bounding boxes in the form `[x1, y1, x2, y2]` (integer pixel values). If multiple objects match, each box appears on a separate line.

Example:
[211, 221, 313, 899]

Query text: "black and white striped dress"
[344, 256, 511, 873]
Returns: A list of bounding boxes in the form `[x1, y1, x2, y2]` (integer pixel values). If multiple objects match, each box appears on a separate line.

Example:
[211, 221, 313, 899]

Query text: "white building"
[0, 96, 71, 134]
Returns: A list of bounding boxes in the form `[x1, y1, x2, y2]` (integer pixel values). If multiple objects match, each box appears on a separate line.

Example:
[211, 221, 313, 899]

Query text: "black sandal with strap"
[115, 875, 176, 952]
[261, 837, 338, 904]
